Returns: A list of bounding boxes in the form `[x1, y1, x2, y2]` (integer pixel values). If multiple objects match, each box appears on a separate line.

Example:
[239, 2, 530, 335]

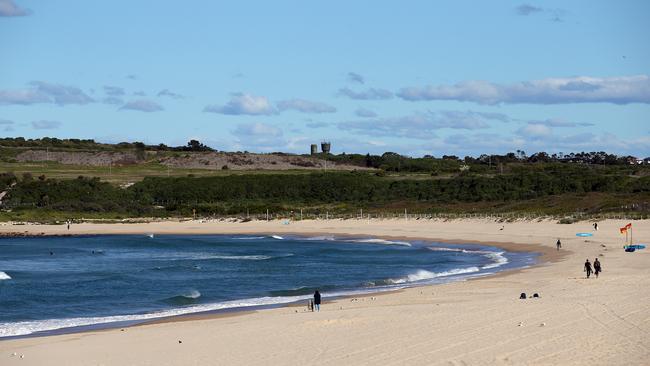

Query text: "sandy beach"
[0, 218, 648, 365]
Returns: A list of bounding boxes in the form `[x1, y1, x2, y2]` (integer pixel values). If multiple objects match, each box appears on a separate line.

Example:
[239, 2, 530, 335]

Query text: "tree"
[134, 141, 146, 161]
[185, 139, 213, 152]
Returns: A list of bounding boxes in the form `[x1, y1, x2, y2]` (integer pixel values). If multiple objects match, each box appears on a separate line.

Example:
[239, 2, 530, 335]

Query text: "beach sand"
[1, 219, 648, 365]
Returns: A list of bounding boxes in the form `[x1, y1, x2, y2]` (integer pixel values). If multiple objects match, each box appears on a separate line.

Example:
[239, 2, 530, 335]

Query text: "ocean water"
[0, 234, 538, 338]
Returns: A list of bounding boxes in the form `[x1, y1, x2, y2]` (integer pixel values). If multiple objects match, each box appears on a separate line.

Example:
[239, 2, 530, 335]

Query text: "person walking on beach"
[593, 222, 598, 231]
[594, 258, 602, 278]
[584, 259, 593, 278]
[313, 290, 321, 312]
[556, 239, 562, 251]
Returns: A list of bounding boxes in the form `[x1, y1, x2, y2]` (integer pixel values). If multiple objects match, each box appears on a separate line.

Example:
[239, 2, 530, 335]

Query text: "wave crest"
[351, 238, 412, 247]
[385, 267, 480, 284]
[427, 247, 509, 270]
[0, 271, 10, 280]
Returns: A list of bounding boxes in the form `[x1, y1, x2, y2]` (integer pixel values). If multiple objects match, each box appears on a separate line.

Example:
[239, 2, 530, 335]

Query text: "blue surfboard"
[576, 233, 593, 237]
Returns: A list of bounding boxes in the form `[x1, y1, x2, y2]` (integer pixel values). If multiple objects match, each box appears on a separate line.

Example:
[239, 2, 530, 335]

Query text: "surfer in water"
[556, 239, 562, 251]
[584, 259, 593, 278]
[594, 258, 602, 278]
[314, 290, 321, 312]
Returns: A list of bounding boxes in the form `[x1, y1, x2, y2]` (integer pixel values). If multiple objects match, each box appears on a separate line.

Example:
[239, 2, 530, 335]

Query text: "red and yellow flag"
[620, 223, 632, 234]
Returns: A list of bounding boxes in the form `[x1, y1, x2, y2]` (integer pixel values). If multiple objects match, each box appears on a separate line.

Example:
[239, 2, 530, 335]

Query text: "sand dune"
[1, 219, 648, 365]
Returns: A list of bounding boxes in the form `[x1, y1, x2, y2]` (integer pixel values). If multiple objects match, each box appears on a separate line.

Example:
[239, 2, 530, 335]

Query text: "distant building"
[321, 141, 331, 154]
[627, 156, 643, 165]
[310, 144, 318, 155]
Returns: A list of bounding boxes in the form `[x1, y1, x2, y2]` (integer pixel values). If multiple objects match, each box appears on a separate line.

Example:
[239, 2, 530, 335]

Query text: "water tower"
[321, 141, 331, 154]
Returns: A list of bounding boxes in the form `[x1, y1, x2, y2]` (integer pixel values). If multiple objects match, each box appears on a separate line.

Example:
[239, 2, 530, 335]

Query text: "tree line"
[2, 169, 648, 216]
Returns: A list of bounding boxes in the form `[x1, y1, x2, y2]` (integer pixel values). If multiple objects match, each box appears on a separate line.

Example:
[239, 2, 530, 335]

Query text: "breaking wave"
[385, 267, 480, 284]
[351, 238, 412, 247]
[427, 247, 509, 270]
[0, 271, 11, 280]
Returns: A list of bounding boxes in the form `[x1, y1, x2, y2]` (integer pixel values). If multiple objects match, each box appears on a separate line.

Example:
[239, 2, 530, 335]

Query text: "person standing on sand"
[556, 239, 562, 251]
[313, 290, 321, 312]
[584, 259, 593, 278]
[594, 222, 598, 231]
[594, 258, 602, 278]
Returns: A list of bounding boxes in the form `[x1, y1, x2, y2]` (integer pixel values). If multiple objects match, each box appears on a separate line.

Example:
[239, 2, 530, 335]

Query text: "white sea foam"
[0, 271, 11, 280]
[271, 235, 284, 240]
[387, 267, 480, 284]
[427, 247, 509, 270]
[210, 254, 293, 261]
[481, 252, 508, 269]
[427, 247, 463, 252]
[305, 235, 337, 241]
[351, 238, 412, 247]
[0, 289, 357, 338]
[182, 290, 201, 299]
[232, 236, 266, 240]
[152, 252, 293, 261]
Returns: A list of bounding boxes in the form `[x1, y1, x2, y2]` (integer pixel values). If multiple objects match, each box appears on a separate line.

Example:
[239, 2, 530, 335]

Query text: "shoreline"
[1, 219, 648, 365]
[0, 233, 542, 340]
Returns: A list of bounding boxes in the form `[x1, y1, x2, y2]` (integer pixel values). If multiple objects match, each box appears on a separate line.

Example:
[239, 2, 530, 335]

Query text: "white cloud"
[230, 122, 287, 151]
[119, 99, 164, 112]
[305, 121, 331, 128]
[277, 99, 336, 114]
[30, 81, 94, 105]
[515, 4, 543, 16]
[0, 82, 94, 106]
[103, 86, 125, 96]
[397, 75, 650, 105]
[102, 97, 124, 105]
[355, 108, 377, 118]
[232, 122, 283, 138]
[516, 123, 553, 140]
[204, 93, 276, 115]
[528, 118, 594, 127]
[32, 120, 62, 130]
[0, 89, 50, 105]
[347, 72, 365, 84]
[338, 87, 393, 100]
[157, 89, 184, 99]
[338, 110, 494, 139]
[0, 0, 31, 17]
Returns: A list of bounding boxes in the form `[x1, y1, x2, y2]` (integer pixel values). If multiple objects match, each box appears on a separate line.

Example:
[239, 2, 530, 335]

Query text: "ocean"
[0, 234, 538, 338]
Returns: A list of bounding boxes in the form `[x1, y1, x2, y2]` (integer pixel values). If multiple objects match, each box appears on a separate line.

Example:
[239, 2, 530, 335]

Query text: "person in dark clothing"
[594, 258, 602, 278]
[556, 239, 562, 251]
[593, 222, 598, 231]
[584, 259, 592, 278]
[313, 290, 321, 312]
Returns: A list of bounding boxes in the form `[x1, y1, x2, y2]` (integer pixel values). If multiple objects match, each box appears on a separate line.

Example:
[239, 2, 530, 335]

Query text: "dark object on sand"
[532, 293, 539, 298]
[625, 247, 636, 252]
[314, 290, 321, 311]
[519, 293, 527, 299]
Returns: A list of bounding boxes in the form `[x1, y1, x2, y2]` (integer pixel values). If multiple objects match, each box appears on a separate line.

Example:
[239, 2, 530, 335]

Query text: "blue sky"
[1, 0, 649, 157]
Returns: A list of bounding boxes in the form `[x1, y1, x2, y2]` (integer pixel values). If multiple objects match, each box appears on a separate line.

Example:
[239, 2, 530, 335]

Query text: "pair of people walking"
[584, 258, 602, 278]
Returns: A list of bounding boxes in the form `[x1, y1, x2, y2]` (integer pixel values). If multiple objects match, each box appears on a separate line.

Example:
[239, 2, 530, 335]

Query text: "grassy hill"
[1, 137, 649, 222]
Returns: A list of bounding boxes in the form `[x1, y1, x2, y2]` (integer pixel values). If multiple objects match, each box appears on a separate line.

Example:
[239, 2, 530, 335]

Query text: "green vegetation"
[1, 137, 649, 221]
[1, 169, 648, 221]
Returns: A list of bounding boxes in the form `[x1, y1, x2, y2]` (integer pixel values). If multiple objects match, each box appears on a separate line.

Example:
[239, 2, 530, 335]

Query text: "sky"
[1, 0, 649, 157]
